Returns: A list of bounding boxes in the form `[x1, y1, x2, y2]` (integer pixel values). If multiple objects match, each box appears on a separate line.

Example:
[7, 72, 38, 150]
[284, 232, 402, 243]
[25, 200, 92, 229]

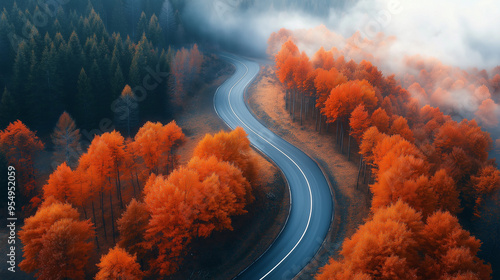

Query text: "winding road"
[214, 53, 334, 280]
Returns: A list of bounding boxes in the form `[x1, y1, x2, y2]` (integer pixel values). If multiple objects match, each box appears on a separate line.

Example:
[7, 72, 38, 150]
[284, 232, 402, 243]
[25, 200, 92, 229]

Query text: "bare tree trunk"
[285, 90, 288, 110]
[347, 126, 352, 161]
[300, 94, 303, 125]
[109, 190, 116, 244]
[319, 114, 322, 133]
[363, 162, 368, 184]
[131, 177, 137, 197]
[315, 108, 319, 131]
[303, 96, 306, 121]
[356, 156, 363, 189]
[82, 203, 87, 219]
[91, 201, 99, 249]
[335, 120, 339, 144]
[100, 191, 107, 240]
[340, 122, 344, 153]
[135, 172, 141, 190]
[116, 167, 123, 209]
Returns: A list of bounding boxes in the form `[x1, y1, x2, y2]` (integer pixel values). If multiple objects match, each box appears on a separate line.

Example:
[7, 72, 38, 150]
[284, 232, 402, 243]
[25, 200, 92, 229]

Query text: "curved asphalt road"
[214, 53, 333, 280]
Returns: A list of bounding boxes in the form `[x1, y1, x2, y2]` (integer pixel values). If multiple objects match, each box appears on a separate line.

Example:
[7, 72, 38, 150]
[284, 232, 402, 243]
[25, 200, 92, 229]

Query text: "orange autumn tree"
[99, 131, 128, 208]
[350, 104, 371, 144]
[313, 68, 347, 132]
[370, 108, 391, 133]
[323, 79, 377, 154]
[293, 51, 313, 125]
[430, 169, 462, 215]
[143, 170, 202, 275]
[132, 121, 185, 175]
[79, 135, 116, 242]
[323, 79, 378, 123]
[390, 116, 415, 142]
[471, 166, 500, 217]
[420, 211, 492, 279]
[312, 47, 335, 70]
[42, 162, 90, 218]
[95, 246, 143, 280]
[193, 127, 258, 184]
[275, 39, 300, 115]
[19, 201, 94, 280]
[43, 162, 75, 203]
[317, 201, 423, 280]
[188, 156, 254, 224]
[117, 199, 150, 258]
[316, 201, 492, 280]
[143, 154, 253, 276]
[0, 120, 44, 200]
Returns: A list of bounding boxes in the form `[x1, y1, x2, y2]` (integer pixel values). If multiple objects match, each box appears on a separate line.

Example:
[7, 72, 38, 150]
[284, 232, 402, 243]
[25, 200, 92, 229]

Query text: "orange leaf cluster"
[317, 201, 492, 280]
[0, 120, 44, 199]
[272, 39, 498, 280]
[19, 201, 94, 280]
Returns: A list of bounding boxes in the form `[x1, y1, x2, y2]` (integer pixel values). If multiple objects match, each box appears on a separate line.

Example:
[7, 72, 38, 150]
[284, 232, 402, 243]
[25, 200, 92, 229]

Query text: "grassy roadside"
[245, 65, 372, 279]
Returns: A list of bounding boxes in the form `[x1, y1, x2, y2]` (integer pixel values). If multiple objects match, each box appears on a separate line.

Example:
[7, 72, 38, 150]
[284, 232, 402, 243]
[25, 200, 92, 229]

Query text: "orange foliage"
[314, 68, 347, 109]
[349, 104, 371, 144]
[389, 116, 414, 142]
[187, 156, 254, 216]
[430, 169, 461, 215]
[274, 30, 498, 280]
[0, 120, 44, 198]
[317, 201, 422, 280]
[471, 166, 500, 217]
[117, 199, 150, 258]
[323, 80, 377, 123]
[143, 154, 253, 276]
[143, 171, 195, 275]
[132, 121, 185, 175]
[267, 28, 294, 55]
[121, 84, 133, 97]
[370, 108, 390, 133]
[312, 47, 335, 71]
[19, 201, 94, 280]
[42, 162, 77, 203]
[359, 126, 383, 163]
[193, 127, 257, 184]
[95, 246, 143, 280]
[294, 51, 313, 93]
[421, 211, 492, 279]
[316, 202, 492, 280]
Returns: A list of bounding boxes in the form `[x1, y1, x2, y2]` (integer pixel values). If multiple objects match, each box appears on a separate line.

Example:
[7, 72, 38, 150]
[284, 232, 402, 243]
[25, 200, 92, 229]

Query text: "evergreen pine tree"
[0, 88, 18, 129]
[76, 68, 93, 128]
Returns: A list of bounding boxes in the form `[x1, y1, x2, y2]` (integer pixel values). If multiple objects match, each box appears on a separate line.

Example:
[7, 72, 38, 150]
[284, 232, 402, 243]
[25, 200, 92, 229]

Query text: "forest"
[271, 34, 500, 279]
[0, 0, 499, 279]
[0, 0, 258, 279]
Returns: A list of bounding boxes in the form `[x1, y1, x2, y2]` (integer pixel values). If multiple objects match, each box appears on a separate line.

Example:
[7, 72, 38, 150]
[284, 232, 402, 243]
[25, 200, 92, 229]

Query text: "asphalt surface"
[213, 53, 334, 280]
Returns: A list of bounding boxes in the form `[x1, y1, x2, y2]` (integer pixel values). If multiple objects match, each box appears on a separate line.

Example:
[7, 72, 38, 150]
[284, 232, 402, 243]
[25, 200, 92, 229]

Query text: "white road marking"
[215, 55, 314, 280]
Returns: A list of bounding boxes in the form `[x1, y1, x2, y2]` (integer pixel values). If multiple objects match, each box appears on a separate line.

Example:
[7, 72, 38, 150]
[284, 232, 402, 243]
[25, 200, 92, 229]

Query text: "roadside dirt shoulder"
[246, 65, 371, 279]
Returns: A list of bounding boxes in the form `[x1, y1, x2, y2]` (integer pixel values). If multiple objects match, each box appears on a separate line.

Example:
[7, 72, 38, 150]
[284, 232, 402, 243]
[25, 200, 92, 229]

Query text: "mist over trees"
[273, 39, 500, 280]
